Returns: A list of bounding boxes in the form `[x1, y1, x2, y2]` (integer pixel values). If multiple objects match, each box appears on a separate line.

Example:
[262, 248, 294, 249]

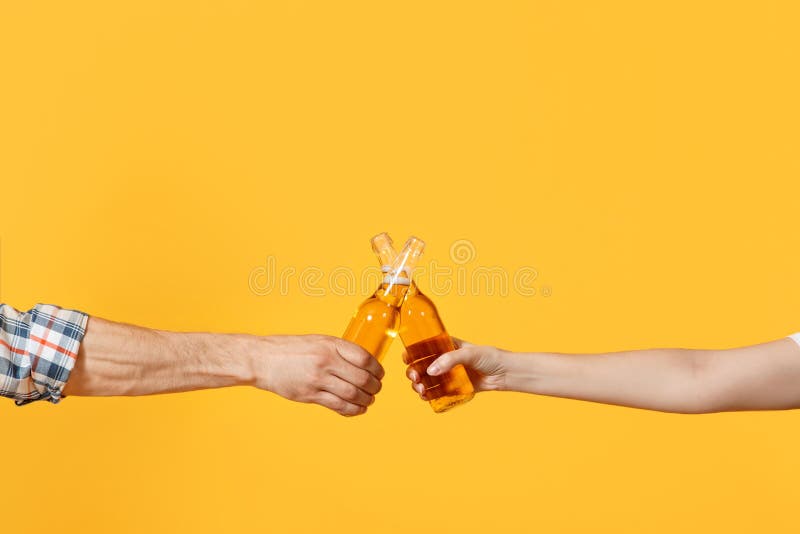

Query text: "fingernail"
[427, 364, 439, 375]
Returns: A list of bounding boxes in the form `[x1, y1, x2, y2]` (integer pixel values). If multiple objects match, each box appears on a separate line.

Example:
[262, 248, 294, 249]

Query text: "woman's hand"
[404, 338, 509, 400]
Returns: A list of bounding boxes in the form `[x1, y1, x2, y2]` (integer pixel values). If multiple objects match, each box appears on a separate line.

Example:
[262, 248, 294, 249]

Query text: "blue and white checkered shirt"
[0, 304, 88, 405]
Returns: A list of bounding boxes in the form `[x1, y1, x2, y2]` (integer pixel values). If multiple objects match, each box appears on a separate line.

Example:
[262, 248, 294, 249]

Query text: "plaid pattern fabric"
[0, 303, 88, 405]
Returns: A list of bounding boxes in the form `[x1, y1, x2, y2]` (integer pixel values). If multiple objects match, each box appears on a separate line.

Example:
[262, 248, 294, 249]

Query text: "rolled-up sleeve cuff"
[16, 304, 89, 405]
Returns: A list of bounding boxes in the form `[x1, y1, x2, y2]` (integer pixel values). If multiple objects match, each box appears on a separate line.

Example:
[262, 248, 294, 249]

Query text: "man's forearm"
[63, 317, 255, 397]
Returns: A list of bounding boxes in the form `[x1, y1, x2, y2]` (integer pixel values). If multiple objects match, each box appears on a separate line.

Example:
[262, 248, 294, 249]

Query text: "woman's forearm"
[503, 338, 800, 413]
[504, 349, 711, 413]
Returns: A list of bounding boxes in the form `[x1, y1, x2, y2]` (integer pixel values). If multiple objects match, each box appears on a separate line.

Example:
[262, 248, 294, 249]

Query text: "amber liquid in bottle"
[343, 233, 408, 362]
[343, 280, 407, 362]
[396, 237, 475, 413]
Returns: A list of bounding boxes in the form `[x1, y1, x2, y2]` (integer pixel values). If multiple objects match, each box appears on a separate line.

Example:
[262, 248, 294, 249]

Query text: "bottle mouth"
[382, 265, 411, 283]
[382, 235, 423, 288]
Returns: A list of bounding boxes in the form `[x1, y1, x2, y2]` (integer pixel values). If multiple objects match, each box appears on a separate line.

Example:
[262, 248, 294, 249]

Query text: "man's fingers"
[331, 358, 382, 395]
[322, 376, 374, 407]
[427, 346, 477, 376]
[335, 339, 385, 380]
[315, 391, 367, 417]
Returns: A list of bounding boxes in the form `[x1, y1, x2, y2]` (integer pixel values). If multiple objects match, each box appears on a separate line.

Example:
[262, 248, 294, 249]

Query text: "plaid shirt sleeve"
[0, 303, 89, 405]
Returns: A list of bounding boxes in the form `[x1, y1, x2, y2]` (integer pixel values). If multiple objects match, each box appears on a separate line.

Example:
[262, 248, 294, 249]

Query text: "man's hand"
[252, 334, 384, 416]
[64, 317, 384, 417]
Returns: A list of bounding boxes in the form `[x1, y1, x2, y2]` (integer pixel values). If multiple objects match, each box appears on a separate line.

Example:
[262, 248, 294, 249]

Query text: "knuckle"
[343, 384, 359, 400]
[356, 352, 372, 368]
[332, 336, 351, 355]
[324, 354, 339, 370]
[309, 366, 325, 383]
[307, 334, 329, 345]
[357, 372, 372, 388]
[310, 352, 327, 367]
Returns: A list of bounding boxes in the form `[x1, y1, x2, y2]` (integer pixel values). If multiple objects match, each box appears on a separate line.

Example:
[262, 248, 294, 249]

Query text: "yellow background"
[2, 1, 799, 532]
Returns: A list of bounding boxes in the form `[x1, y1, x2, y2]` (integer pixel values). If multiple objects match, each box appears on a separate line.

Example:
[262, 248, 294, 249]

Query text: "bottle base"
[430, 392, 475, 413]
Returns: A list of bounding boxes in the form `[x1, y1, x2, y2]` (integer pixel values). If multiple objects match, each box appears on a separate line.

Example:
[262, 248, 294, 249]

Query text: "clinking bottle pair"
[343, 233, 475, 413]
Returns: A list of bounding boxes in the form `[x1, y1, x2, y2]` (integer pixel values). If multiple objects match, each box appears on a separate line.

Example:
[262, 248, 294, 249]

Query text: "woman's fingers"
[404, 338, 480, 401]
[405, 366, 419, 382]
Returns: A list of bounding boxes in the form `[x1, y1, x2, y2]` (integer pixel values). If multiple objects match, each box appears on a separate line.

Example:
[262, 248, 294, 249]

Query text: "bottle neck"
[371, 233, 398, 270]
[385, 236, 424, 292]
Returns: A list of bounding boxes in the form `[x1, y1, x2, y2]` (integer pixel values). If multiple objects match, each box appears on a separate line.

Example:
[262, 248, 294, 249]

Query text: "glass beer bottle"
[342, 233, 407, 362]
[396, 237, 475, 413]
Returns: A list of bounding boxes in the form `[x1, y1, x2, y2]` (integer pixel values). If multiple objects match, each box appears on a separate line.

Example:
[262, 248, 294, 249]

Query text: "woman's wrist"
[499, 351, 544, 394]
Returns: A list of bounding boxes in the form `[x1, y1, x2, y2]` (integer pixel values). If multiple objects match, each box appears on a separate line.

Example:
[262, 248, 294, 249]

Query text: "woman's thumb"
[427, 347, 476, 376]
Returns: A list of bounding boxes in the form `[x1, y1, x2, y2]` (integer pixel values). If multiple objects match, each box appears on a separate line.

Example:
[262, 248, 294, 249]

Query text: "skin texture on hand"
[406, 336, 800, 414]
[405, 339, 510, 396]
[250, 334, 383, 416]
[64, 317, 383, 417]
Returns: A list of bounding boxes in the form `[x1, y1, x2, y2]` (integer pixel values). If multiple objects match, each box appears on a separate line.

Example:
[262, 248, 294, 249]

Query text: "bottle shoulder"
[372, 283, 410, 305]
[402, 287, 435, 305]
[358, 295, 397, 311]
